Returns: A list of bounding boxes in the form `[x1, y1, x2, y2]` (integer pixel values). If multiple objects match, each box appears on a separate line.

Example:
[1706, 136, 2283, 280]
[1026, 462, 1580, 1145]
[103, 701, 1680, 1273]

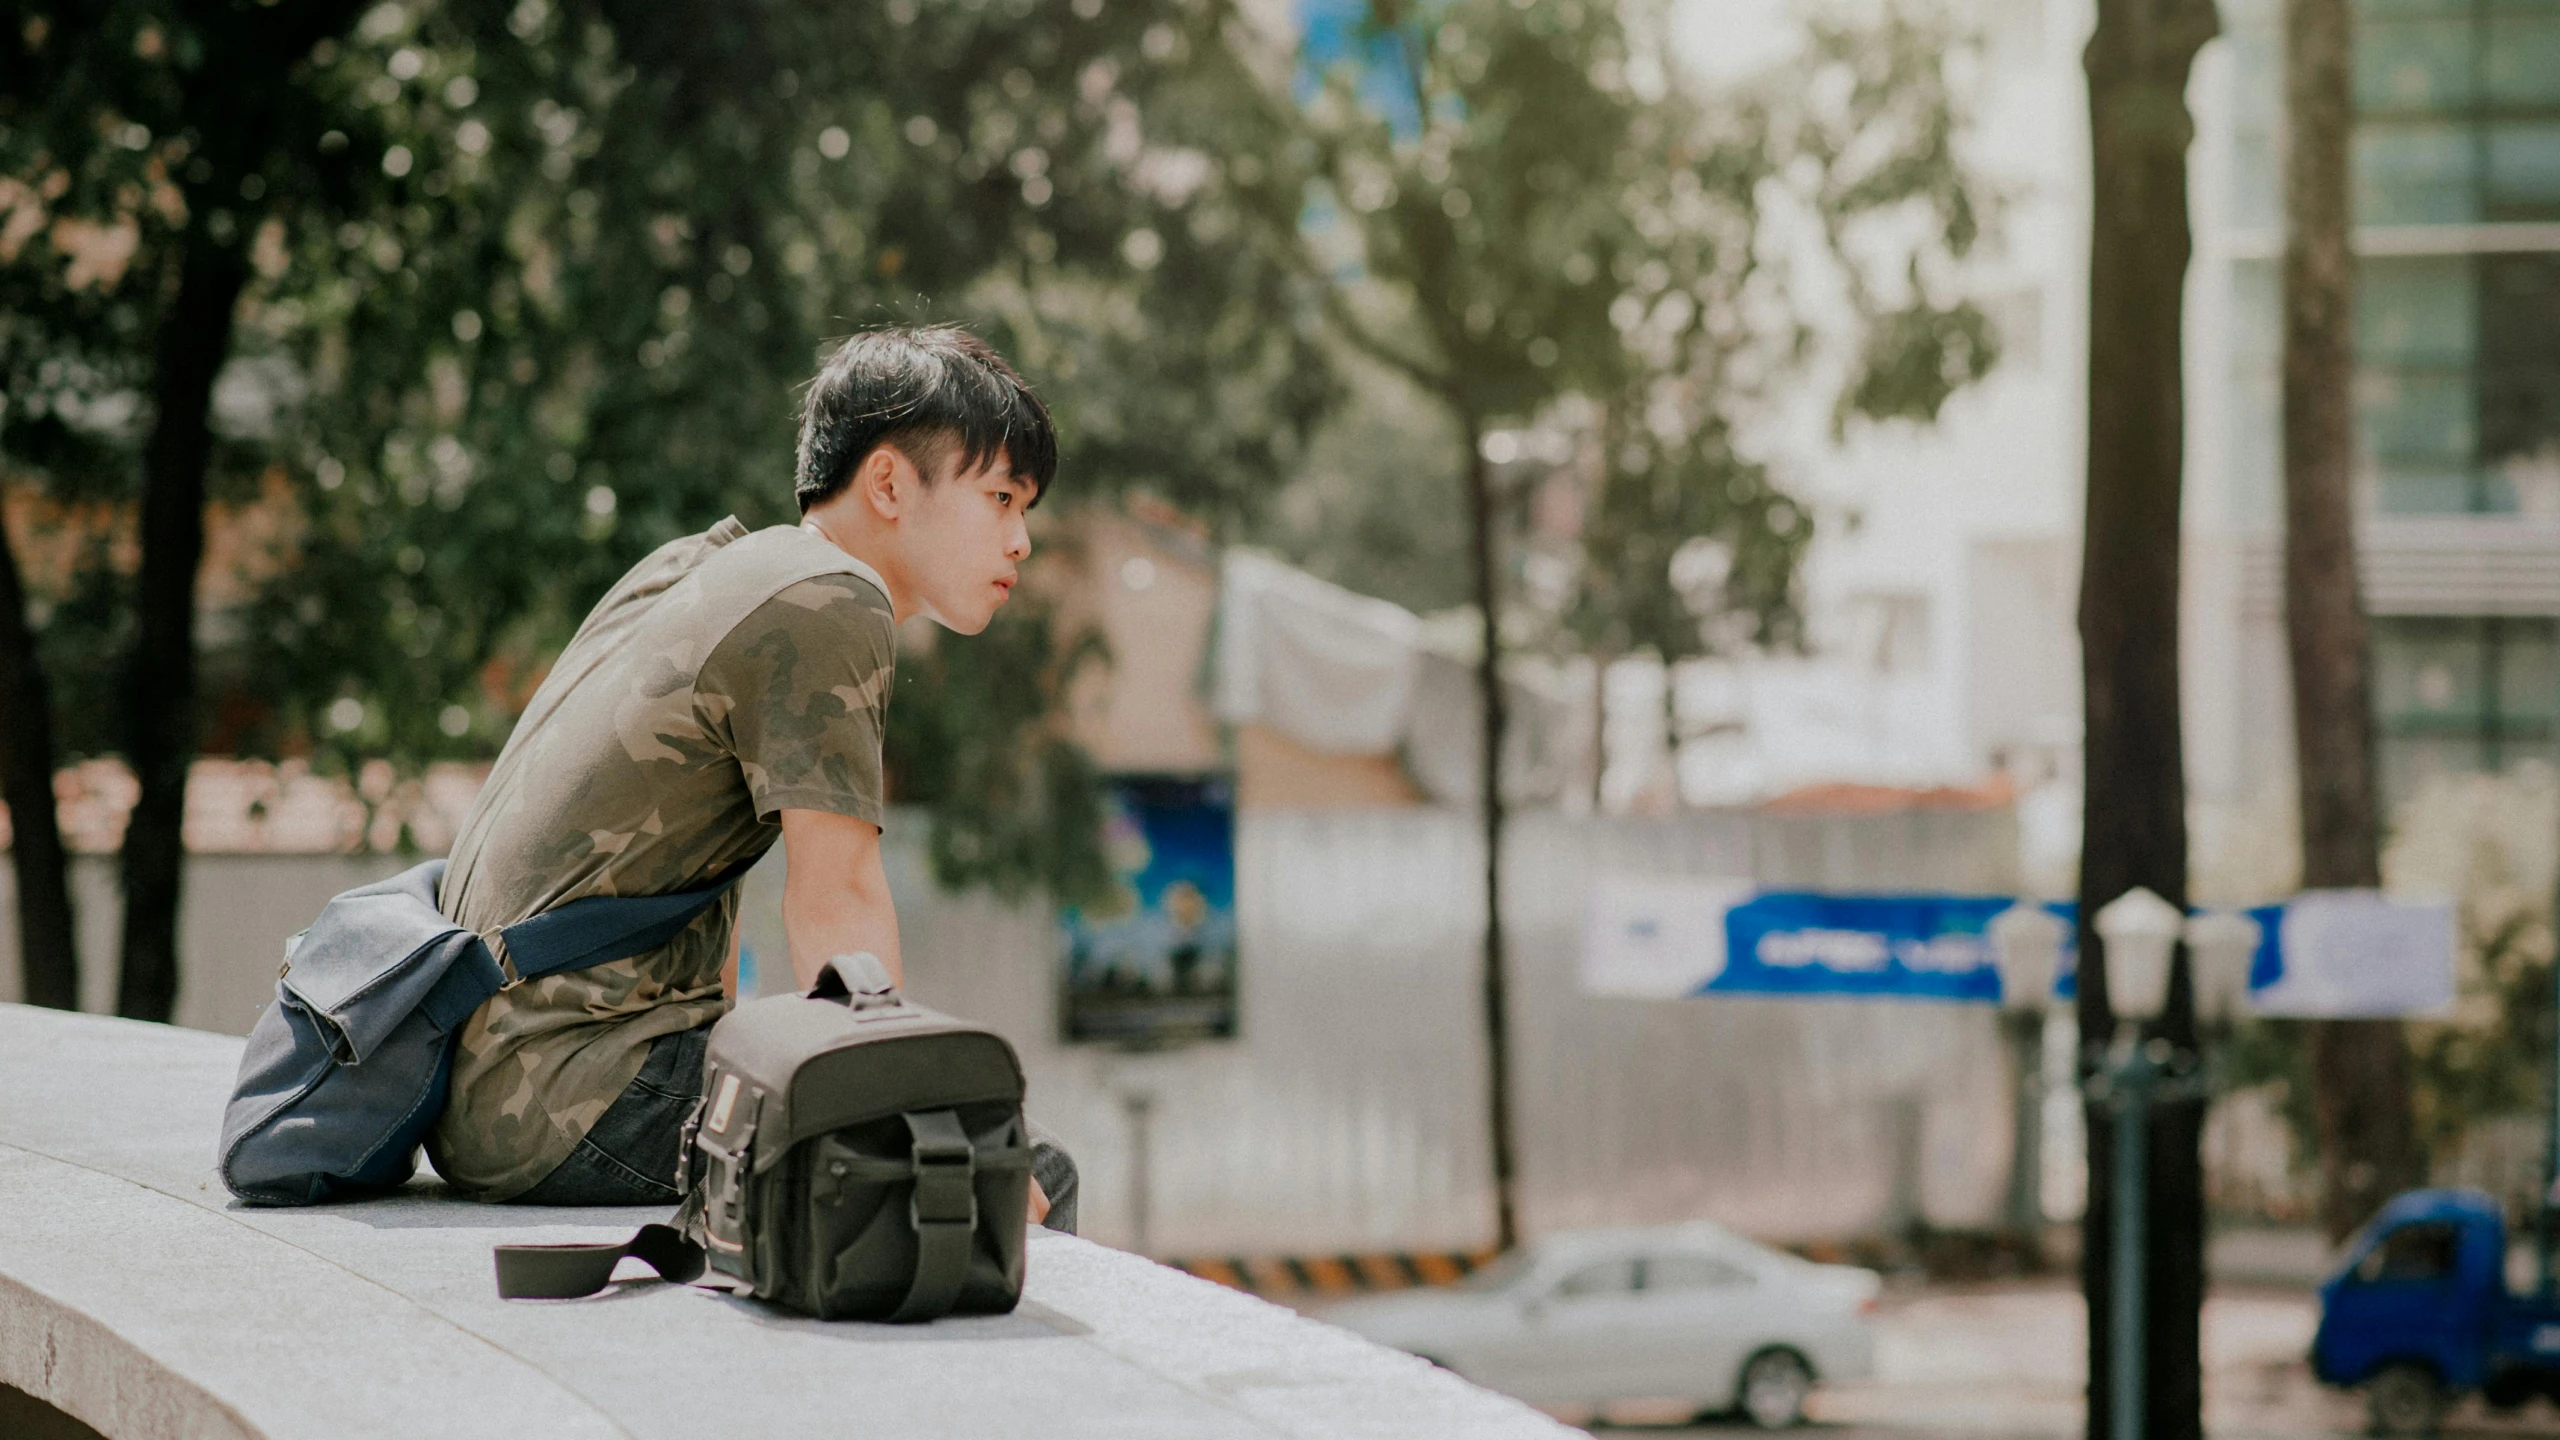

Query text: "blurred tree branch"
[1300, 0, 2000, 1251]
[2280, 0, 2423, 1245]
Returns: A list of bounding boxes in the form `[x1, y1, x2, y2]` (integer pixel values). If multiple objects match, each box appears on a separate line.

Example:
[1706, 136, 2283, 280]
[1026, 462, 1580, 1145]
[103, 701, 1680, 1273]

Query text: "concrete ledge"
[0, 1005, 1574, 1440]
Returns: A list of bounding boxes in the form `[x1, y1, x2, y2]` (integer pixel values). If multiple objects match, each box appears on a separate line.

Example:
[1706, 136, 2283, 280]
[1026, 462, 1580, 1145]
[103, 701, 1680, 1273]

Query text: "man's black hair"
[793, 324, 1058, 514]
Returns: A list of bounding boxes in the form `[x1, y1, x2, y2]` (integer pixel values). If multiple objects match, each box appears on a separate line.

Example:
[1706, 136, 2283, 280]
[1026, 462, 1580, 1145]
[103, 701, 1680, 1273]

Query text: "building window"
[2223, 0, 2560, 519]
[2360, 253, 2560, 513]
[2228, 254, 2560, 516]
[2228, 0, 2560, 227]
[2355, 0, 2560, 226]
[2373, 615, 2559, 803]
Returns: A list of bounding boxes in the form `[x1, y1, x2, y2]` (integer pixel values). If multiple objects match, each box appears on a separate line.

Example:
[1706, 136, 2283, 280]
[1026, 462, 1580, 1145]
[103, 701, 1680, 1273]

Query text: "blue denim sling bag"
[217, 857, 739, 1205]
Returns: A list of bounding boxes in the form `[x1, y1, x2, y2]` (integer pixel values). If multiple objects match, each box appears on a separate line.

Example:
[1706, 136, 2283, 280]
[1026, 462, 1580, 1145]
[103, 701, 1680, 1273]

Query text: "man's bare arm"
[774, 807, 1048, 1222]
[778, 809, 903, 991]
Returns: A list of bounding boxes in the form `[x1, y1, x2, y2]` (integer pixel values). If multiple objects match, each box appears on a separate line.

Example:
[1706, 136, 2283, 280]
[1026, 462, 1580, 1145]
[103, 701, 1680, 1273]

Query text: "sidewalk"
[1506, 1275, 2560, 1436]
[1746, 1279, 2559, 1439]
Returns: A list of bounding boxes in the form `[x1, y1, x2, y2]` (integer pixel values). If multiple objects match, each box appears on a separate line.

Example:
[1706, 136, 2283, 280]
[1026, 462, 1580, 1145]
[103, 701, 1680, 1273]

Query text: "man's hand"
[777, 809, 903, 991]
[1029, 1176, 1050, 1226]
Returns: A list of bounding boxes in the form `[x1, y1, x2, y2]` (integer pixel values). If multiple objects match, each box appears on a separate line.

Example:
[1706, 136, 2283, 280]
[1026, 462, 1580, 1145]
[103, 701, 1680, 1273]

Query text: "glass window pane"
[2479, 257, 2560, 509]
[2359, 0, 2477, 16]
[2360, 259, 2481, 511]
[1643, 1254, 1755, 1292]
[2360, 370, 2477, 466]
[2361, 257, 2476, 367]
[2372, 465, 2486, 513]
[2483, 359, 2560, 459]
[2357, 1222, 2460, 1283]
[2486, 122, 2560, 220]
[1554, 1259, 1636, 1298]
[2381, 734, 2490, 807]
[2358, 17, 2477, 116]
[2496, 619, 2559, 727]
[2375, 617, 2488, 725]
[2358, 123, 2482, 223]
[2484, 11, 2560, 108]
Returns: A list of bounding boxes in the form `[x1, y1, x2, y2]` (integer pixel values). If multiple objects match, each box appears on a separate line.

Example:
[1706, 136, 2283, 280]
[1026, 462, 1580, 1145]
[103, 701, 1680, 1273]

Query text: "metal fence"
[3, 803, 2025, 1255]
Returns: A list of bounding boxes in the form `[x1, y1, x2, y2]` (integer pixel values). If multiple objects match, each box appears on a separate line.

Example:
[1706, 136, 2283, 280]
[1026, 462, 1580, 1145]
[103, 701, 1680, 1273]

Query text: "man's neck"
[799, 516, 909, 622]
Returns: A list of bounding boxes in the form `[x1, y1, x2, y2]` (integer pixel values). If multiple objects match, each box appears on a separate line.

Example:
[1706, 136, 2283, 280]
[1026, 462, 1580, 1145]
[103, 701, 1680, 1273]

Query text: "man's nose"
[1007, 517, 1032, 562]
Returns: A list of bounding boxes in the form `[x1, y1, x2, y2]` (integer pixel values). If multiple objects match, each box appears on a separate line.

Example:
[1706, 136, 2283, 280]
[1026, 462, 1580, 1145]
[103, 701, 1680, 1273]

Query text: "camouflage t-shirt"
[428, 517, 894, 1200]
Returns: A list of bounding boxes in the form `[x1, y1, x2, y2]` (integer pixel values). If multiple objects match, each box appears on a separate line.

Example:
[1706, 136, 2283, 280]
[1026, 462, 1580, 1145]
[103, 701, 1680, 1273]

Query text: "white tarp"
[1213, 550, 1586, 803]
[1213, 550, 1422, 755]
[1396, 649, 1589, 807]
[2253, 889, 2458, 1019]
[1581, 875, 1755, 997]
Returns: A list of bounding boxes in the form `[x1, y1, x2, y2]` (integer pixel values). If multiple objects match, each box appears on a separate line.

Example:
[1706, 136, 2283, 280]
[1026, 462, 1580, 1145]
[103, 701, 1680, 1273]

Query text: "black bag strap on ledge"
[493, 1223, 705, 1300]
[491, 1107, 982, 1319]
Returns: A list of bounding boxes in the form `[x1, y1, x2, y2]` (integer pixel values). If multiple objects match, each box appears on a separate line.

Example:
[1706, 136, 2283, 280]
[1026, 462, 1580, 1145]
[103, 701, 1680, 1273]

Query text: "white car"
[1323, 1222, 1879, 1428]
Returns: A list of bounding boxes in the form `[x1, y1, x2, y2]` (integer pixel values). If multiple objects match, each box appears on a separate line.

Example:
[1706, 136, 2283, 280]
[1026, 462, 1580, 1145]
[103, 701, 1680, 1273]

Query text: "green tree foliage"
[2, 0, 379, 1016]
[242, 0, 1331, 900]
[1304, 0, 1994, 662]
[3, 0, 1334, 919]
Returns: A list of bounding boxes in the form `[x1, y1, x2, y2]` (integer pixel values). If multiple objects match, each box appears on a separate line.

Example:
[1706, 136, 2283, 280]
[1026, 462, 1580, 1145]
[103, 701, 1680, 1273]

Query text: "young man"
[427, 325, 1074, 1228]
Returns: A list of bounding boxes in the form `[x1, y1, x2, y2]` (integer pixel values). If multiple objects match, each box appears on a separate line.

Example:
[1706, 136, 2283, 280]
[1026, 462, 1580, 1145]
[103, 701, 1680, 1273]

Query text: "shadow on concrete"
[0, 1383, 108, 1440]
[706, 1293, 1095, 1340]
[225, 1186, 672, 1231]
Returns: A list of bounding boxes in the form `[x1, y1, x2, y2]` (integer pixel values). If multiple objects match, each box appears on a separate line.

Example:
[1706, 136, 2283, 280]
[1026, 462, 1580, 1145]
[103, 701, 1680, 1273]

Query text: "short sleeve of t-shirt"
[700, 573, 896, 825]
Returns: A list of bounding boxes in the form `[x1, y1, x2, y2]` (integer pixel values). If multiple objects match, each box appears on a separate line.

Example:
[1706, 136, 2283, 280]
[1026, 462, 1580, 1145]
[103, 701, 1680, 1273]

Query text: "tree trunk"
[2079, 0, 2219, 1435]
[117, 234, 246, 1023]
[1461, 414, 1521, 1254]
[2281, 0, 2426, 1245]
[0, 520, 78, 1010]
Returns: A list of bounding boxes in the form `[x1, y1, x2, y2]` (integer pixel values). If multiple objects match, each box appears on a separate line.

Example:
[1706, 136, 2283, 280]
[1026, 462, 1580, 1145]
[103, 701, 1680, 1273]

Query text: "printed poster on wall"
[1059, 774, 1239, 1045]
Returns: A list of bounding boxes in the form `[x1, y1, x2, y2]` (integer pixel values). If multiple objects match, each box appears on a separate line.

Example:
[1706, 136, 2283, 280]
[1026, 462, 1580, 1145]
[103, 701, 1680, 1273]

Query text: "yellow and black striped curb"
[1169, 1251, 1499, 1296]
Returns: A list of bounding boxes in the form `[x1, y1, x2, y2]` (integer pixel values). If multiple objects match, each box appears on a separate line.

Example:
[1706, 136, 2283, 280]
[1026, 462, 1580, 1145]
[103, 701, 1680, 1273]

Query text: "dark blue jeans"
[513, 1024, 1079, 1234]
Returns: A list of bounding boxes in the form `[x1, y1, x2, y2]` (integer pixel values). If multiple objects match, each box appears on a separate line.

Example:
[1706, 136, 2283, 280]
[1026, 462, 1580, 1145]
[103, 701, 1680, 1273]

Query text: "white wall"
[1654, 0, 2101, 796]
[0, 854, 409, 1033]
[839, 807, 2026, 1255]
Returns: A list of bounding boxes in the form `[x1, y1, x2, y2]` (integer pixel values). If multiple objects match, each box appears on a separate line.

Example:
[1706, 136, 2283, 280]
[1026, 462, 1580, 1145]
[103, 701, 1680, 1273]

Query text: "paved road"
[1539, 1281, 2560, 1439]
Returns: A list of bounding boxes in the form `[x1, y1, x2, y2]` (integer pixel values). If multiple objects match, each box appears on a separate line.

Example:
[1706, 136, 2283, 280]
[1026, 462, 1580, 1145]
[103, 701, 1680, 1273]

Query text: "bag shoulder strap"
[490, 865, 748, 988]
[492, 1223, 703, 1300]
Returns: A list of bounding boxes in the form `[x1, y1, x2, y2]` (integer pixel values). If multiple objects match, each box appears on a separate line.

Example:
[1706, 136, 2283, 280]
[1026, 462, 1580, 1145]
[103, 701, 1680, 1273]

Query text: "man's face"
[901, 454, 1034, 635]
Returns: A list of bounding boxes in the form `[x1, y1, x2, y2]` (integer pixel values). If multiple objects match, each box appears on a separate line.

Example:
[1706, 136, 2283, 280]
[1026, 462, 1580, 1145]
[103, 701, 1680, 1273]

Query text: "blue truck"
[2314, 1188, 2560, 1434]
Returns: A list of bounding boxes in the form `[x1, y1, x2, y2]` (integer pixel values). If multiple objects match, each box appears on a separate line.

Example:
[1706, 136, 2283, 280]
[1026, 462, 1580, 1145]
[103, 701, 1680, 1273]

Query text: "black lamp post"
[2071, 887, 2260, 1440]
[1993, 889, 2259, 1440]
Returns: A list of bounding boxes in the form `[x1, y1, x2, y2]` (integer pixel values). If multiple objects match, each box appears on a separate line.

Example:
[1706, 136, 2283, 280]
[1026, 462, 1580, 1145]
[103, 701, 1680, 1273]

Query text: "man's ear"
[855, 445, 909, 520]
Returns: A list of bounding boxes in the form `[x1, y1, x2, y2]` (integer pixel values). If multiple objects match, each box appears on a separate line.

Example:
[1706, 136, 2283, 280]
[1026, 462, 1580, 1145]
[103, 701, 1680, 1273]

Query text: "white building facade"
[1670, 0, 2560, 901]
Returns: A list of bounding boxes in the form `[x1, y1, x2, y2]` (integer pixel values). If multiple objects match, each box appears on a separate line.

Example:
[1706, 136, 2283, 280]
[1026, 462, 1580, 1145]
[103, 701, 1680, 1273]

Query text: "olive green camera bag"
[495, 954, 1030, 1322]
